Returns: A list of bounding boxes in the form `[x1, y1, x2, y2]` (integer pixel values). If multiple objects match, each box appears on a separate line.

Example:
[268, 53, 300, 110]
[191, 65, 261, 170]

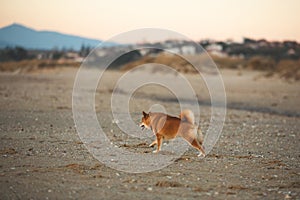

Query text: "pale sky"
[1, 0, 300, 43]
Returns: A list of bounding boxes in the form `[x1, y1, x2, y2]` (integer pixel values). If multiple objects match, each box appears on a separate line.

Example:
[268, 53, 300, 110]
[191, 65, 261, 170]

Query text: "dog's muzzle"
[140, 124, 145, 130]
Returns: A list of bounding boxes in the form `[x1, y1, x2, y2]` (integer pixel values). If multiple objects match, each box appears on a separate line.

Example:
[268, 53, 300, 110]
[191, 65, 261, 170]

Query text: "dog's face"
[140, 111, 151, 130]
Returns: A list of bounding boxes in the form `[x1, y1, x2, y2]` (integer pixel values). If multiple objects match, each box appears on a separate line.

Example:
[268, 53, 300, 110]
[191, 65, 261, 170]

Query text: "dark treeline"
[0, 44, 91, 62]
[201, 38, 300, 61]
[0, 46, 33, 61]
[1, 38, 300, 62]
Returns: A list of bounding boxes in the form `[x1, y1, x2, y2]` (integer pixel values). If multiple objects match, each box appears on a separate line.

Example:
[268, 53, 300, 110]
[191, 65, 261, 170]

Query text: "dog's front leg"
[149, 140, 157, 147]
[153, 134, 162, 153]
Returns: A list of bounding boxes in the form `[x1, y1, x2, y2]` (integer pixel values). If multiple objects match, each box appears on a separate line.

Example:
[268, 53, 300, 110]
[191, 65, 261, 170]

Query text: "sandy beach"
[0, 68, 299, 199]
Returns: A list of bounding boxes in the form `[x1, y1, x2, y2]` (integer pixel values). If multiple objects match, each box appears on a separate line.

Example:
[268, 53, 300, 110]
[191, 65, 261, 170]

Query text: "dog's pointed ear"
[142, 111, 148, 117]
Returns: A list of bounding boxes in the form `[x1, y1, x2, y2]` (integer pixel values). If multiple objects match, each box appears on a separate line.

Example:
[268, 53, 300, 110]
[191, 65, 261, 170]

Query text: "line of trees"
[0, 44, 92, 62]
[201, 38, 300, 61]
[0, 46, 33, 62]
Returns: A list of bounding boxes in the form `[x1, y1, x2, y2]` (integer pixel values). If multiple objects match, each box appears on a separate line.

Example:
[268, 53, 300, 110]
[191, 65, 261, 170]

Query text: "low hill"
[0, 23, 114, 50]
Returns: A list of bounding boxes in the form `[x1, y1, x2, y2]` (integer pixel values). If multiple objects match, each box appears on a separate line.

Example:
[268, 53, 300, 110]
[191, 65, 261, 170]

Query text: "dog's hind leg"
[182, 132, 206, 157]
[190, 139, 206, 157]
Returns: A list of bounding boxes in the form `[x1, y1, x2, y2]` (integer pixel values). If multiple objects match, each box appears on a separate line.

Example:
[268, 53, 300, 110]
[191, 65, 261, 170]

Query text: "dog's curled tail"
[179, 109, 195, 124]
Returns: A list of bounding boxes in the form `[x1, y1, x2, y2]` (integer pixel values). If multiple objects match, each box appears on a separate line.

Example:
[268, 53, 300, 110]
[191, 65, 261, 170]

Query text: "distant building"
[206, 44, 222, 52]
[205, 43, 227, 57]
[166, 47, 181, 54]
[287, 48, 296, 55]
[181, 45, 196, 55]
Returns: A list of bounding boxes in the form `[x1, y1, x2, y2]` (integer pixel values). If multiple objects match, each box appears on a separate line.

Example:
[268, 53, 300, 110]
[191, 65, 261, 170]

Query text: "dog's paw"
[149, 144, 154, 147]
[198, 153, 206, 158]
[153, 150, 159, 153]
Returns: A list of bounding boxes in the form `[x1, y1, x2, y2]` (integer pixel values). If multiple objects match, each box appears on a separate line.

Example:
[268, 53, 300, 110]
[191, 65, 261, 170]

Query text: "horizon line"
[1, 22, 300, 44]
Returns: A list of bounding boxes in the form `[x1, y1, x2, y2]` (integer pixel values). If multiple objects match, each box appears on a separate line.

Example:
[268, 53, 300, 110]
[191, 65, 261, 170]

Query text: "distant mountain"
[0, 23, 114, 50]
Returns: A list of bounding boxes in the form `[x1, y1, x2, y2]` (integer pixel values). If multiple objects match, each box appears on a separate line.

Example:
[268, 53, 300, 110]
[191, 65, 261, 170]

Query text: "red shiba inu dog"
[140, 110, 205, 157]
